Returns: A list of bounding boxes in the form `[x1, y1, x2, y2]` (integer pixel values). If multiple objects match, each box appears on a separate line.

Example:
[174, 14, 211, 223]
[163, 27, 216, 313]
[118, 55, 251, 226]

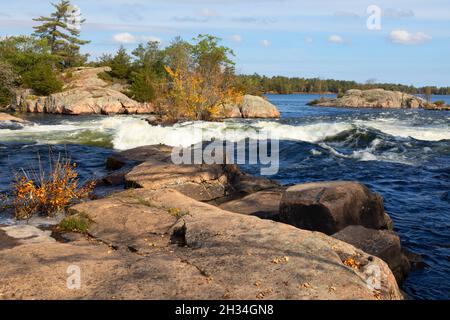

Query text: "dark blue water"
[0, 94, 449, 299]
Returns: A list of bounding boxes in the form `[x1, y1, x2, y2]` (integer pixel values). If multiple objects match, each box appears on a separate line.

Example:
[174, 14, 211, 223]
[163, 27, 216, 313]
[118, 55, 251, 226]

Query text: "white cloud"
[305, 37, 313, 44]
[389, 30, 431, 45]
[231, 35, 242, 43]
[328, 35, 344, 44]
[113, 33, 161, 44]
[260, 39, 271, 48]
[113, 32, 136, 44]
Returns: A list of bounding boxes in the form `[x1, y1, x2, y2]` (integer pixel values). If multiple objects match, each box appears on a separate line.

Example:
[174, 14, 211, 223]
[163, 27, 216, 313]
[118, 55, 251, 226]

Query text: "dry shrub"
[13, 156, 95, 220]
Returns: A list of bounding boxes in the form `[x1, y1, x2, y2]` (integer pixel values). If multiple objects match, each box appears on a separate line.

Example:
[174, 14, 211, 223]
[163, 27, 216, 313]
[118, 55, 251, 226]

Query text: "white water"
[0, 115, 449, 152]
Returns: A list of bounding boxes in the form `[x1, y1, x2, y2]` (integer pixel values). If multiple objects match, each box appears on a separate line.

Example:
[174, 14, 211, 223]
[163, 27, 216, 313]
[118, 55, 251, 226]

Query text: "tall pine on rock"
[33, 0, 90, 68]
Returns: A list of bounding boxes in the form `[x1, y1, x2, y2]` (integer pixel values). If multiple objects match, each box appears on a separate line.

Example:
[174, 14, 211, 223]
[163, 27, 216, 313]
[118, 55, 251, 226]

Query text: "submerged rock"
[309, 89, 432, 109]
[279, 181, 391, 235]
[0, 113, 29, 124]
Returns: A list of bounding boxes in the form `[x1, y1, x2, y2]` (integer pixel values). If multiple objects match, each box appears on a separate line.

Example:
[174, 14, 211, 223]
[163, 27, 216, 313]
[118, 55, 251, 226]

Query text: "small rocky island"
[309, 88, 448, 110]
[4, 67, 280, 119]
[0, 145, 414, 300]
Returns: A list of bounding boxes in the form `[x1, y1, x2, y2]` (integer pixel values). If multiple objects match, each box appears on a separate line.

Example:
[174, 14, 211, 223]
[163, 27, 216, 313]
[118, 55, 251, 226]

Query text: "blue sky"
[1, 0, 449, 86]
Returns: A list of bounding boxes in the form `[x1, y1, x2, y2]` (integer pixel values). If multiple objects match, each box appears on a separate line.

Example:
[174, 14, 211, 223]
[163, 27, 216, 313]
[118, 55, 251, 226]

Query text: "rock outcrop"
[104, 145, 280, 202]
[0, 188, 402, 299]
[219, 188, 285, 220]
[309, 89, 432, 109]
[278, 181, 392, 235]
[333, 226, 410, 284]
[11, 67, 154, 115]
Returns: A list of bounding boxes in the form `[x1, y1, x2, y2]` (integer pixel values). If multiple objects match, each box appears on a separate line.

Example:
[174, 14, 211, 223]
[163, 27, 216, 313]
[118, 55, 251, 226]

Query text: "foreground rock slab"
[0, 189, 402, 300]
[279, 181, 392, 235]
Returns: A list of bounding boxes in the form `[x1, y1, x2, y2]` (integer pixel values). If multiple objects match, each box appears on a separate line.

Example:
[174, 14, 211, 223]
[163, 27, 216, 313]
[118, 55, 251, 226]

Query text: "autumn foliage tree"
[160, 35, 242, 121]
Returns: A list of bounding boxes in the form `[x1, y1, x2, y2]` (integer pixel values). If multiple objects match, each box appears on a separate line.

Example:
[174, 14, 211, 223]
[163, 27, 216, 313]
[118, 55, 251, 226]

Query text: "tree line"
[235, 74, 450, 96]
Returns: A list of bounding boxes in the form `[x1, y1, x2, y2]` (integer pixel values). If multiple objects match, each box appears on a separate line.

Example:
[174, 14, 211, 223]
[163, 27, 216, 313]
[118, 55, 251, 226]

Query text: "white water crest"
[355, 118, 450, 141]
[112, 119, 353, 150]
[0, 115, 448, 151]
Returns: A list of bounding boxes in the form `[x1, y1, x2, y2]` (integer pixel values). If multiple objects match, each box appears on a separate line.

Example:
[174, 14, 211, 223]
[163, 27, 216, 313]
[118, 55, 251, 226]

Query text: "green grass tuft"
[59, 212, 92, 234]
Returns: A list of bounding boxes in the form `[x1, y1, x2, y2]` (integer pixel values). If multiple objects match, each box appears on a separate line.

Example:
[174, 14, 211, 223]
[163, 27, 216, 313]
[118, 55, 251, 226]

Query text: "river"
[0, 94, 449, 299]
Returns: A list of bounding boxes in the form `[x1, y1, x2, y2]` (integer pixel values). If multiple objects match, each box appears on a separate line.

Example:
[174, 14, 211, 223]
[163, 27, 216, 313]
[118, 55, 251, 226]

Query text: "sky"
[1, 0, 449, 87]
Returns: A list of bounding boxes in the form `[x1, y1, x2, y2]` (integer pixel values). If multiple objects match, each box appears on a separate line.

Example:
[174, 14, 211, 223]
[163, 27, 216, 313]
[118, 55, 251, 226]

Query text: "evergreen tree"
[109, 46, 132, 79]
[33, 0, 90, 68]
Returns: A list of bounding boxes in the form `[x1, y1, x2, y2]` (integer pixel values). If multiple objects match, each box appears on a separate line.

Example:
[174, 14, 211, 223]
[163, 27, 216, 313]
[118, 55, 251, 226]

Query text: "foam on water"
[0, 115, 448, 158]
[355, 118, 450, 141]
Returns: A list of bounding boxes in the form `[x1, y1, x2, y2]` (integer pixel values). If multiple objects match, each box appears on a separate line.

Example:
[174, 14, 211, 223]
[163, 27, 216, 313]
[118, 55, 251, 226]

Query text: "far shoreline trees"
[235, 74, 450, 96]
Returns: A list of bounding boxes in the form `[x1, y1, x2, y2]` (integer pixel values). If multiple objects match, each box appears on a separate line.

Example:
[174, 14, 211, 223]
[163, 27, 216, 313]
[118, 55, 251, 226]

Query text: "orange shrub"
[13, 159, 95, 220]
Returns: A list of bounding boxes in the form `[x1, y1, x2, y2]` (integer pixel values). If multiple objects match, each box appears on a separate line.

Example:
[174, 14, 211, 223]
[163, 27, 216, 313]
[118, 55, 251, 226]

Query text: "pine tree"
[33, 0, 90, 68]
[109, 46, 132, 79]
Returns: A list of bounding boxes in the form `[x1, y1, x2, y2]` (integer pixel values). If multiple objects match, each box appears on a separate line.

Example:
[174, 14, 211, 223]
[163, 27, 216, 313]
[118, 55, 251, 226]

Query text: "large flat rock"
[0, 189, 403, 300]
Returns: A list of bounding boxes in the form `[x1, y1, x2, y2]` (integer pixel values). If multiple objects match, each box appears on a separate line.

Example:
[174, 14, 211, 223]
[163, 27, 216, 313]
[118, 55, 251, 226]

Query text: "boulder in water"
[240, 95, 280, 118]
[214, 95, 281, 119]
[279, 181, 392, 234]
[333, 225, 410, 284]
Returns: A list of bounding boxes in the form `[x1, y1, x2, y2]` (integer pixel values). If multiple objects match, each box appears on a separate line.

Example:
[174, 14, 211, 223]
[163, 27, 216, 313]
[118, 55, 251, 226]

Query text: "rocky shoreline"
[0, 144, 416, 300]
[308, 88, 447, 110]
[2, 67, 280, 119]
